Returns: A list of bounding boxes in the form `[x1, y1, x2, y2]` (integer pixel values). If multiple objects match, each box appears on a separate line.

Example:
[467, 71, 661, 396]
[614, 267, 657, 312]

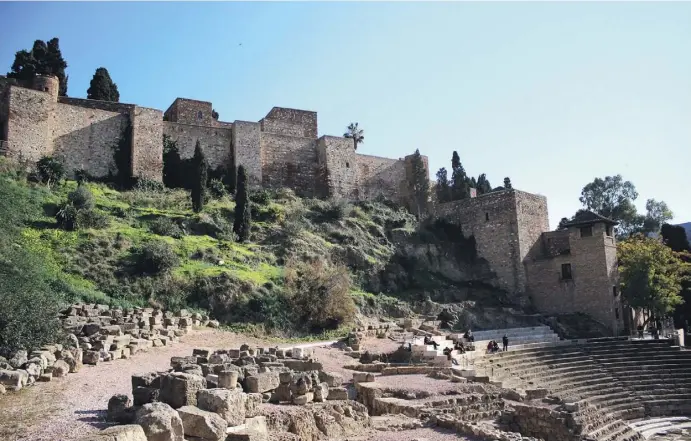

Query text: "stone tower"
[31, 75, 59, 101]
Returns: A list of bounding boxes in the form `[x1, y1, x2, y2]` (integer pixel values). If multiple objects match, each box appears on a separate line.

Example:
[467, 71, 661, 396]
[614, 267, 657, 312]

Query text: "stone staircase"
[628, 417, 691, 439]
[475, 338, 691, 441]
[462, 325, 561, 349]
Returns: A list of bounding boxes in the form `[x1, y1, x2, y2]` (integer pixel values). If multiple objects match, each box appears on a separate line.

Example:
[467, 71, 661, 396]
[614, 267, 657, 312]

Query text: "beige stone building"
[435, 192, 624, 334]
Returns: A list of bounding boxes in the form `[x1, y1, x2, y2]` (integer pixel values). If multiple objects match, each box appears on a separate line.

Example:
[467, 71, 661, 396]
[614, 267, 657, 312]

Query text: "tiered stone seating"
[462, 325, 561, 349]
[476, 338, 691, 441]
[583, 339, 691, 417]
[629, 416, 691, 439]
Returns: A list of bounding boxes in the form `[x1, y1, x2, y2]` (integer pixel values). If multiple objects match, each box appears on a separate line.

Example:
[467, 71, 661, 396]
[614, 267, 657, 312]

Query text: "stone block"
[83, 350, 100, 365]
[159, 372, 207, 409]
[133, 386, 160, 406]
[292, 392, 313, 405]
[245, 393, 262, 418]
[135, 402, 184, 441]
[218, 370, 239, 389]
[75, 424, 147, 441]
[177, 405, 227, 441]
[314, 382, 329, 402]
[352, 372, 375, 384]
[327, 387, 348, 400]
[245, 372, 279, 393]
[318, 371, 343, 387]
[196, 388, 247, 426]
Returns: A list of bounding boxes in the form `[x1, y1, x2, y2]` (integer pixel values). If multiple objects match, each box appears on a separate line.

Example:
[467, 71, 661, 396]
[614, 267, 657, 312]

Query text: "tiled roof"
[562, 210, 618, 227]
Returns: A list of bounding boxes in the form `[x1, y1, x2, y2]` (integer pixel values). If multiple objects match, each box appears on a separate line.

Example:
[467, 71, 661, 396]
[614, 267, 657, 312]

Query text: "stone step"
[588, 419, 628, 439]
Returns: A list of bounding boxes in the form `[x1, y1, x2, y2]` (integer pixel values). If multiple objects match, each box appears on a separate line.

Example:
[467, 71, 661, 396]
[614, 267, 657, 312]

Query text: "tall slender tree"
[7, 38, 68, 96]
[344, 123, 364, 150]
[476, 173, 492, 195]
[86, 67, 120, 102]
[435, 167, 450, 203]
[191, 141, 207, 213]
[233, 165, 252, 242]
[408, 149, 429, 218]
[450, 151, 469, 200]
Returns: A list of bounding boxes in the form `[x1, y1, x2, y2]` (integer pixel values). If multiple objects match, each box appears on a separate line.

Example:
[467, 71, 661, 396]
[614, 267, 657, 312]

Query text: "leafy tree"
[233, 165, 252, 242]
[450, 151, 469, 200]
[661, 224, 691, 253]
[408, 149, 429, 218]
[191, 141, 207, 213]
[476, 173, 492, 195]
[503, 177, 512, 189]
[618, 235, 690, 325]
[86, 67, 119, 102]
[642, 199, 673, 234]
[435, 167, 450, 203]
[212, 109, 219, 120]
[557, 218, 570, 230]
[7, 38, 68, 96]
[36, 156, 65, 188]
[344, 123, 364, 150]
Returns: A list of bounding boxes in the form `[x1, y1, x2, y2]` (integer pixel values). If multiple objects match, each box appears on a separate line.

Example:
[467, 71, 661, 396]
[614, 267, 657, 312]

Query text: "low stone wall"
[0, 304, 217, 394]
[500, 403, 580, 441]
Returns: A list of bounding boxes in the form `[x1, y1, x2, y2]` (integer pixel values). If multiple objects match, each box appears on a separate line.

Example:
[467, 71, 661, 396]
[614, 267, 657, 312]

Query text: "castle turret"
[32, 75, 59, 101]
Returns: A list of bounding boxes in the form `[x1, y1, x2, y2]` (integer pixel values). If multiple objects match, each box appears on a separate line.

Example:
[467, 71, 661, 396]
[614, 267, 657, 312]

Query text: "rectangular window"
[606, 225, 613, 236]
[485, 212, 490, 222]
[580, 226, 593, 237]
[615, 308, 620, 320]
[561, 263, 573, 280]
[613, 286, 618, 297]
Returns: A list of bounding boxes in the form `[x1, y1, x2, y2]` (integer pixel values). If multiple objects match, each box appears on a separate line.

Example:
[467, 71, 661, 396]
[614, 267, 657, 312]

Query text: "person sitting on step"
[464, 329, 475, 343]
[424, 336, 439, 350]
[492, 340, 500, 353]
[487, 340, 495, 354]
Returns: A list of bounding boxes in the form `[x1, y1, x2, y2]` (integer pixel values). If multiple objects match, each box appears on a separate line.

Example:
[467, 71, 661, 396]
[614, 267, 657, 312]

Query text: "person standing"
[502, 334, 509, 352]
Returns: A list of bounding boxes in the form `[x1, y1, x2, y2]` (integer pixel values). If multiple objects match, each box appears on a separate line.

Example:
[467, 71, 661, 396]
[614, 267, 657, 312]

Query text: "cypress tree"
[435, 167, 450, 203]
[191, 141, 207, 213]
[450, 151, 470, 200]
[87, 67, 120, 102]
[408, 149, 429, 219]
[7, 38, 68, 96]
[233, 165, 251, 242]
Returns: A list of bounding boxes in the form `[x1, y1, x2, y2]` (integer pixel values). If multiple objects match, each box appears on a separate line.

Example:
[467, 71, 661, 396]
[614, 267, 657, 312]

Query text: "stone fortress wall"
[0, 75, 621, 333]
[0, 76, 425, 206]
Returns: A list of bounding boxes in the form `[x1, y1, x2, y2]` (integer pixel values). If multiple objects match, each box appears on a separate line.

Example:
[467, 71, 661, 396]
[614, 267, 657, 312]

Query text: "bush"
[56, 203, 79, 230]
[134, 178, 165, 193]
[0, 246, 64, 356]
[150, 216, 184, 238]
[76, 209, 110, 229]
[36, 156, 65, 187]
[250, 189, 272, 205]
[208, 178, 227, 199]
[134, 240, 180, 275]
[284, 259, 356, 332]
[67, 186, 95, 210]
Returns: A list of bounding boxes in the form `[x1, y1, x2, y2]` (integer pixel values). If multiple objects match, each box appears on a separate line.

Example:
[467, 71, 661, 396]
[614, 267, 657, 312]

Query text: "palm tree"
[344, 123, 364, 150]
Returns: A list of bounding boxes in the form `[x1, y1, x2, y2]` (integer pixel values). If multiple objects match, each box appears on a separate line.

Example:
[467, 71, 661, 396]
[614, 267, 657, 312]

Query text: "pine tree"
[87, 67, 120, 102]
[7, 38, 68, 96]
[233, 165, 252, 242]
[450, 151, 469, 200]
[191, 141, 207, 213]
[504, 177, 512, 190]
[408, 149, 429, 219]
[476, 173, 492, 195]
[435, 167, 450, 203]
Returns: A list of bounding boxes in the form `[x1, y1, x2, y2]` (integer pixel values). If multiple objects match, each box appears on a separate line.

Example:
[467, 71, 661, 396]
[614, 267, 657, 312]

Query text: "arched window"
[197, 111, 203, 120]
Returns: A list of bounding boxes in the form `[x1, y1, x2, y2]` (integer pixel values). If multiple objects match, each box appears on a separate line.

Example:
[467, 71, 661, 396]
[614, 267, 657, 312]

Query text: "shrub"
[76, 209, 110, 229]
[284, 259, 356, 332]
[208, 178, 227, 199]
[149, 216, 184, 238]
[56, 203, 79, 230]
[0, 246, 64, 356]
[67, 186, 95, 210]
[134, 240, 180, 275]
[36, 156, 65, 187]
[134, 178, 165, 193]
[250, 189, 272, 205]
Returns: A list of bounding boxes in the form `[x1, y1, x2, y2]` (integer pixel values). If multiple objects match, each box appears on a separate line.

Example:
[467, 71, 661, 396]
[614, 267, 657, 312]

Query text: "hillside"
[0, 158, 515, 341]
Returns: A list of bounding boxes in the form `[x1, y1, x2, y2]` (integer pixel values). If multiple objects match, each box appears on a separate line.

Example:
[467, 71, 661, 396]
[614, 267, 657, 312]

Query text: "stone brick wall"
[232, 121, 262, 187]
[526, 222, 623, 334]
[163, 122, 232, 171]
[515, 191, 550, 292]
[356, 154, 407, 202]
[317, 136, 358, 199]
[262, 107, 317, 138]
[260, 132, 318, 197]
[130, 106, 163, 181]
[434, 190, 526, 295]
[164, 98, 214, 127]
[52, 103, 128, 177]
[5, 86, 54, 162]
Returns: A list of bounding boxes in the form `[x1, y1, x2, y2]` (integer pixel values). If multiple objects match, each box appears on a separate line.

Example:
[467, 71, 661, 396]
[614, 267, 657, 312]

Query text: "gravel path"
[0, 329, 336, 441]
[347, 427, 476, 441]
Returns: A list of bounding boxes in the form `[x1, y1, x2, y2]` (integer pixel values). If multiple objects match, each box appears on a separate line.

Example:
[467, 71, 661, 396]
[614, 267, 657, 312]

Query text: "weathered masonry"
[435, 192, 624, 334]
[0, 75, 427, 205]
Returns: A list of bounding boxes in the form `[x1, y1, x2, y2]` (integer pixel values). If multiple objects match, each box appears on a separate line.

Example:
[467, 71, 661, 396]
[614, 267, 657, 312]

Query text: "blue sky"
[1, 2, 689, 229]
